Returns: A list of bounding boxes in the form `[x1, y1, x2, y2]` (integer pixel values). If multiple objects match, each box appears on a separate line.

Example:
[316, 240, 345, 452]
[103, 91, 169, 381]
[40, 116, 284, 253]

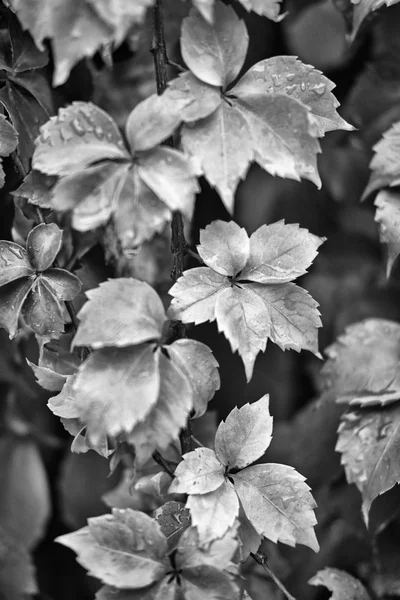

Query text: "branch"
[151, 0, 192, 455]
[250, 552, 297, 600]
[152, 450, 176, 479]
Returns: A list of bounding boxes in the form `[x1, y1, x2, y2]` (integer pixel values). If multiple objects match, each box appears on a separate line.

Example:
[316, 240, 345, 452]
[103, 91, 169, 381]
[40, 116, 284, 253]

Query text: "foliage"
[0, 0, 400, 599]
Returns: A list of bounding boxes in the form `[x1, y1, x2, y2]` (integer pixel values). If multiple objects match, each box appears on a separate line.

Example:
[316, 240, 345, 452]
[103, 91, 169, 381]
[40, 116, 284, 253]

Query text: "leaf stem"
[151, 0, 192, 454]
[250, 552, 297, 600]
[152, 450, 176, 478]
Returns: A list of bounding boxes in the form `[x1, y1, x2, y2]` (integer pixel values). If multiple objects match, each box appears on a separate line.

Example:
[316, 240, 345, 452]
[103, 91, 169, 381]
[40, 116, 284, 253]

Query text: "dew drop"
[94, 126, 105, 140]
[71, 118, 86, 136]
[300, 81, 306, 91]
[286, 73, 295, 82]
[285, 84, 297, 96]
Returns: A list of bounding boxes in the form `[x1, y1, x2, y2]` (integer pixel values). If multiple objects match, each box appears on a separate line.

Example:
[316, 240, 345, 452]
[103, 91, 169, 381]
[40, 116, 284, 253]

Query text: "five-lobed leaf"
[309, 567, 371, 599]
[322, 319, 400, 406]
[336, 403, 400, 524]
[214, 394, 273, 470]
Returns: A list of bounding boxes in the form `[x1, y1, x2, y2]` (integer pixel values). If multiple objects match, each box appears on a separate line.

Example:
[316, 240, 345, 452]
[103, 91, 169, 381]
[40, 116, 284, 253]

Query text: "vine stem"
[250, 553, 297, 600]
[11, 152, 80, 334]
[151, 0, 192, 455]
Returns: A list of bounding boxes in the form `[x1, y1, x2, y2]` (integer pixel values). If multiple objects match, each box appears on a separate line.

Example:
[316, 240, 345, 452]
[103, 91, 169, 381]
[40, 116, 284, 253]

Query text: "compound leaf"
[0, 241, 33, 286]
[322, 319, 400, 407]
[73, 278, 166, 349]
[309, 567, 371, 599]
[33, 102, 130, 176]
[233, 464, 319, 551]
[215, 395, 273, 470]
[186, 480, 239, 545]
[73, 344, 161, 441]
[26, 223, 63, 271]
[181, 3, 249, 87]
[337, 403, 400, 523]
[374, 189, 400, 277]
[169, 448, 225, 495]
[56, 509, 168, 588]
[167, 339, 220, 418]
[197, 221, 250, 277]
[240, 221, 325, 284]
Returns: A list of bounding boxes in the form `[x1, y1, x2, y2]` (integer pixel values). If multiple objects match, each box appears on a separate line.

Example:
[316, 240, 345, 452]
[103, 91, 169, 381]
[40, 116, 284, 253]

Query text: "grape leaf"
[214, 395, 273, 470]
[322, 319, 400, 406]
[73, 279, 166, 349]
[337, 403, 400, 523]
[309, 567, 371, 599]
[169, 448, 226, 495]
[233, 464, 319, 551]
[72, 344, 161, 441]
[126, 352, 194, 465]
[186, 481, 240, 544]
[9, 0, 155, 86]
[56, 509, 169, 588]
[176, 6, 352, 211]
[26, 223, 62, 271]
[350, 0, 400, 40]
[363, 122, 400, 199]
[169, 220, 322, 381]
[0, 12, 51, 168]
[374, 189, 400, 277]
[0, 241, 33, 286]
[167, 339, 220, 418]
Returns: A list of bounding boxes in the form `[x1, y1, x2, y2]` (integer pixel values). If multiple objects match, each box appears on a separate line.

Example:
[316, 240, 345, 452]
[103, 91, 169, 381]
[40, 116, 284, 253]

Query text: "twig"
[151, 0, 192, 455]
[152, 451, 175, 478]
[250, 552, 297, 600]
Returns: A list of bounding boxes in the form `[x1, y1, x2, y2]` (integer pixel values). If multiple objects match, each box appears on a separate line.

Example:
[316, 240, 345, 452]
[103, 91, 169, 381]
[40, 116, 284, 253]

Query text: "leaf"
[309, 567, 371, 599]
[125, 91, 193, 153]
[178, 525, 239, 570]
[167, 339, 220, 418]
[56, 509, 169, 588]
[180, 566, 240, 600]
[154, 501, 191, 549]
[0, 114, 19, 156]
[214, 395, 273, 470]
[350, 0, 400, 40]
[33, 102, 130, 176]
[238, 0, 285, 20]
[73, 344, 161, 440]
[73, 278, 166, 349]
[237, 505, 262, 559]
[232, 56, 353, 137]
[322, 319, 400, 406]
[233, 464, 319, 551]
[186, 480, 240, 544]
[167, 72, 222, 122]
[197, 221, 250, 277]
[181, 3, 249, 87]
[240, 221, 325, 284]
[9, 0, 155, 85]
[28, 360, 67, 392]
[12, 170, 56, 209]
[249, 282, 321, 355]
[169, 448, 225, 495]
[127, 352, 193, 465]
[364, 121, 400, 199]
[374, 189, 400, 276]
[168, 267, 229, 325]
[192, 0, 214, 22]
[0, 241, 33, 286]
[137, 146, 199, 218]
[41, 268, 82, 301]
[26, 223, 63, 271]
[96, 580, 177, 600]
[336, 403, 400, 523]
[0, 277, 34, 338]
[22, 277, 65, 338]
[214, 285, 270, 381]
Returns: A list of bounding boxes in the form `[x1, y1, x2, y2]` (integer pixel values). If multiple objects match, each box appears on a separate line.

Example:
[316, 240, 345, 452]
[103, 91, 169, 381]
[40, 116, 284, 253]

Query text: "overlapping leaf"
[168, 4, 352, 212]
[0, 11, 52, 167]
[309, 568, 371, 599]
[192, 0, 285, 22]
[322, 319, 400, 406]
[363, 121, 400, 199]
[0, 223, 81, 339]
[32, 100, 199, 252]
[9, 0, 154, 86]
[169, 220, 323, 381]
[337, 403, 400, 524]
[170, 395, 319, 551]
[0, 115, 18, 188]
[348, 0, 400, 40]
[57, 508, 241, 600]
[374, 190, 400, 277]
[48, 278, 220, 463]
